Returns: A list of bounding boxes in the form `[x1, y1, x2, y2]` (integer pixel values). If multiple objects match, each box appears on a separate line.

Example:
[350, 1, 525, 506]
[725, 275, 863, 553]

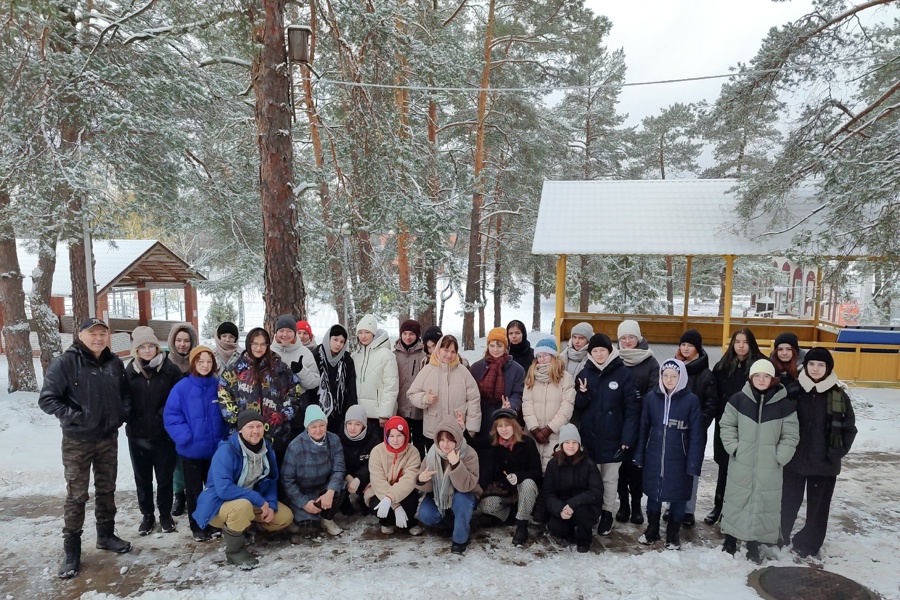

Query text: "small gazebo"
[531, 179, 900, 383]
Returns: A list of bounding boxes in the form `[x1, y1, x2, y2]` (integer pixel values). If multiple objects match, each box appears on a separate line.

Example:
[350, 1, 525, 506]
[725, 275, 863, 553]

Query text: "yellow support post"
[682, 255, 693, 331]
[722, 255, 735, 350]
[555, 254, 567, 343]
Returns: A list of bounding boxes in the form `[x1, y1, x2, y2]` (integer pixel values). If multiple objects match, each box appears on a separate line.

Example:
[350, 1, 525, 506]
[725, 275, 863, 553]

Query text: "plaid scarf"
[798, 370, 847, 448]
[478, 353, 510, 404]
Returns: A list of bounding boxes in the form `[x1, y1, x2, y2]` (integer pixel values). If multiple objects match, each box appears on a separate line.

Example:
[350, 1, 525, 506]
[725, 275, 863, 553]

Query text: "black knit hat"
[329, 324, 349, 341]
[804, 347, 834, 376]
[217, 321, 239, 339]
[587, 333, 613, 353]
[273, 314, 297, 333]
[400, 319, 422, 338]
[774, 332, 800, 354]
[679, 329, 703, 352]
[237, 409, 264, 431]
[422, 325, 443, 347]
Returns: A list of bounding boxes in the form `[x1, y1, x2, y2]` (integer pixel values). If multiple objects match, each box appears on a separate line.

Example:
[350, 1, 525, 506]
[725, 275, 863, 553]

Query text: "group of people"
[38, 314, 856, 577]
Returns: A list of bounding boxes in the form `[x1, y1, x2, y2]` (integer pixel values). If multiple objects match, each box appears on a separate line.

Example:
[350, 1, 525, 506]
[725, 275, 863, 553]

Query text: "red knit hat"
[296, 320, 314, 337]
[383, 415, 410, 454]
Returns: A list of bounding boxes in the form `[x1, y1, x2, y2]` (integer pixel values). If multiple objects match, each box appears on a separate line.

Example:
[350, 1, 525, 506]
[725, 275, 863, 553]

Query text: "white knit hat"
[617, 320, 642, 341]
[749, 359, 776, 378]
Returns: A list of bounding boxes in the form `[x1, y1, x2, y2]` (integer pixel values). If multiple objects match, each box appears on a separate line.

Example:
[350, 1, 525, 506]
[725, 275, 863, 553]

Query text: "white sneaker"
[408, 525, 424, 536]
[381, 525, 396, 535]
[320, 519, 343, 536]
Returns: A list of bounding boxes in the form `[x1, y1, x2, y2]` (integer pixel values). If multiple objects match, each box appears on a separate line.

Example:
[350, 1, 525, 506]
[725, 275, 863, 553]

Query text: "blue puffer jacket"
[634, 384, 704, 503]
[574, 355, 640, 464]
[164, 375, 227, 459]
[193, 432, 281, 529]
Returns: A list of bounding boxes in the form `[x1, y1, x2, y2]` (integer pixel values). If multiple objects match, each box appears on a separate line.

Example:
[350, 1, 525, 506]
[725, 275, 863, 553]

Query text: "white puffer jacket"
[522, 370, 576, 470]
[352, 329, 399, 420]
[270, 340, 321, 391]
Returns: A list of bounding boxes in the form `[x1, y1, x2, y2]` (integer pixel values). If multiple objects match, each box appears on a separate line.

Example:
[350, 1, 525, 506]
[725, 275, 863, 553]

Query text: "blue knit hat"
[304, 405, 328, 428]
[534, 337, 559, 357]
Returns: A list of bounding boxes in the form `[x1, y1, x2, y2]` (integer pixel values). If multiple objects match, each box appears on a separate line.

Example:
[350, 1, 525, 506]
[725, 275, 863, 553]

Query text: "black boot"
[96, 522, 132, 553]
[512, 519, 529, 546]
[746, 541, 763, 564]
[223, 528, 258, 570]
[532, 494, 549, 525]
[722, 534, 737, 555]
[704, 505, 721, 525]
[682, 513, 695, 528]
[58, 533, 81, 579]
[172, 492, 186, 517]
[630, 496, 644, 525]
[615, 493, 631, 523]
[665, 519, 682, 550]
[159, 514, 176, 533]
[597, 511, 615, 536]
[138, 514, 155, 536]
[639, 511, 661, 545]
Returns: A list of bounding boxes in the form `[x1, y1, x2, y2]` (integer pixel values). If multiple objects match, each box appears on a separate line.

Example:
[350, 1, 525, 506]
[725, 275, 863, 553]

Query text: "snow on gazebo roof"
[531, 179, 854, 257]
[15, 239, 204, 297]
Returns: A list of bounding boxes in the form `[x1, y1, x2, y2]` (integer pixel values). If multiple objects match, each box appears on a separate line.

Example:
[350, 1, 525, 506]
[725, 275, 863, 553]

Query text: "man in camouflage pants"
[39, 318, 133, 578]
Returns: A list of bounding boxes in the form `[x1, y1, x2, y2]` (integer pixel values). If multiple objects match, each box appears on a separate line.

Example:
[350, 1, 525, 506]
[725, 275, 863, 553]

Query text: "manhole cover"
[749, 566, 879, 600]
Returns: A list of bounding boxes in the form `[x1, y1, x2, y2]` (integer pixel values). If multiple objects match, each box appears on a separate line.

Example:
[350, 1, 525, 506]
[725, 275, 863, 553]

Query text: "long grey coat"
[719, 382, 799, 544]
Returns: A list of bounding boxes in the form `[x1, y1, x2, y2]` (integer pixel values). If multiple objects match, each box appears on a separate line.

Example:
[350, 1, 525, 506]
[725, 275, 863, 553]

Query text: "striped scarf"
[317, 345, 347, 419]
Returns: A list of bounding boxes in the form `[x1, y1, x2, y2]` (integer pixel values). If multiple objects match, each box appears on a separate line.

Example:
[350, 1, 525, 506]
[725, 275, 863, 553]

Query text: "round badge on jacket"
[609, 381, 619, 390]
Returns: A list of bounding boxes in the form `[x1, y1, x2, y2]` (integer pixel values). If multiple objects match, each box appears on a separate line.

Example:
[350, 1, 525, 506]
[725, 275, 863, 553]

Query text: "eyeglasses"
[250, 343, 268, 349]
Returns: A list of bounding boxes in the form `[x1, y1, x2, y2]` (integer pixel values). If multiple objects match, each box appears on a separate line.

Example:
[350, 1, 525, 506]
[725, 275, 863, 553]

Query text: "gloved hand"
[394, 506, 408, 529]
[375, 496, 392, 519]
[540, 426, 553, 444]
[506, 472, 518, 486]
[290, 357, 303, 373]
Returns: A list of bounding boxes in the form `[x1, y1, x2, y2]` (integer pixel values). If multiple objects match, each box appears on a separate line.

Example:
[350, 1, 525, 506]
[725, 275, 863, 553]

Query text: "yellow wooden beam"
[722, 255, 735, 350]
[682, 255, 693, 331]
[555, 254, 567, 342]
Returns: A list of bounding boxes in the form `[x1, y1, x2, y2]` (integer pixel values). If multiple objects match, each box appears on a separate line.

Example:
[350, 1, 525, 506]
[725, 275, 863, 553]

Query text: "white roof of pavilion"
[531, 179, 858, 257]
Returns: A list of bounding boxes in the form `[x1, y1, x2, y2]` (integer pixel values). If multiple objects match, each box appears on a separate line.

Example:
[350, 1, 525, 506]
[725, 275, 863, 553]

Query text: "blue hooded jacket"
[164, 374, 227, 459]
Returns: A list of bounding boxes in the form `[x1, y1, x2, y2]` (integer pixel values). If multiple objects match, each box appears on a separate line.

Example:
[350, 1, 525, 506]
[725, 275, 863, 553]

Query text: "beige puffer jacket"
[394, 339, 426, 420]
[522, 370, 576, 470]
[408, 351, 481, 439]
[364, 442, 422, 508]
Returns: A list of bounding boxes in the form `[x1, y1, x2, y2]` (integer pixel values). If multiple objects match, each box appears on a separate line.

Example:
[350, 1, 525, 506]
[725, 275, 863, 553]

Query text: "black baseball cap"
[79, 317, 109, 331]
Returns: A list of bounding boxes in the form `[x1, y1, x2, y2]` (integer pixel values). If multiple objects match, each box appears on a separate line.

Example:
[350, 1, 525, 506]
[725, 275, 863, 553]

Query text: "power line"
[312, 54, 883, 94]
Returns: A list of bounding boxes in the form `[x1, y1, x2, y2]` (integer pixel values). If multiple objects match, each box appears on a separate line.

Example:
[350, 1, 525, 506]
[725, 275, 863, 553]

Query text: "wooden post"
[682, 255, 693, 331]
[555, 254, 567, 343]
[137, 284, 152, 326]
[812, 266, 822, 342]
[722, 255, 735, 350]
[184, 284, 198, 331]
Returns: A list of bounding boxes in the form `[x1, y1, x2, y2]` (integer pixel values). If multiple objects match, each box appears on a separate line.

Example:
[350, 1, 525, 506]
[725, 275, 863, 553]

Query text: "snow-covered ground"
[2, 350, 899, 600]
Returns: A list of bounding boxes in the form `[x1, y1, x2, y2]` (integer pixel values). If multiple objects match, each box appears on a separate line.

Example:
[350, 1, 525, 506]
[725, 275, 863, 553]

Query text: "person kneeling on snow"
[282, 405, 347, 538]
[365, 415, 424, 535]
[193, 410, 293, 570]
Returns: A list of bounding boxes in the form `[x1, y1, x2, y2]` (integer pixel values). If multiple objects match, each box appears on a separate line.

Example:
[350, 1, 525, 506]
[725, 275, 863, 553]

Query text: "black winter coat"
[313, 348, 359, 434]
[478, 435, 543, 494]
[543, 452, 603, 514]
[124, 356, 183, 440]
[620, 340, 660, 398]
[785, 384, 857, 477]
[508, 341, 535, 375]
[39, 341, 131, 441]
[712, 356, 755, 464]
[339, 426, 380, 489]
[574, 357, 640, 464]
[684, 351, 718, 428]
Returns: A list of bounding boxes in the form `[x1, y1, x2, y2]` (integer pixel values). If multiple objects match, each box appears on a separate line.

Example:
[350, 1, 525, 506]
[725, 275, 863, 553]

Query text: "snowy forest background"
[1, 0, 899, 390]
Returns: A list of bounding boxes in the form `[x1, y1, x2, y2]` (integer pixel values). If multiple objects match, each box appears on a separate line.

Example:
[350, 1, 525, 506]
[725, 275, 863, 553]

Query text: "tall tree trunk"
[718, 264, 727, 317]
[493, 216, 503, 328]
[462, 0, 495, 350]
[394, 0, 412, 321]
[415, 97, 441, 328]
[666, 255, 674, 315]
[532, 265, 541, 331]
[299, 3, 346, 324]
[579, 255, 590, 312]
[30, 231, 63, 375]
[252, 0, 307, 331]
[237, 290, 245, 331]
[0, 186, 38, 392]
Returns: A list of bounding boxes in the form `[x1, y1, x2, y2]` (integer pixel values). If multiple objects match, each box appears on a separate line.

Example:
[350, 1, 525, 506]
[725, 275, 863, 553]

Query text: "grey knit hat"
[570, 322, 594, 340]
[274, 314, 297, 333]
[557, 423, 581, 446]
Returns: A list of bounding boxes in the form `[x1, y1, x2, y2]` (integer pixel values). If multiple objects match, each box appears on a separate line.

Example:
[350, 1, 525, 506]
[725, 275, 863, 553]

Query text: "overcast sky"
[585, 0, 816, 125]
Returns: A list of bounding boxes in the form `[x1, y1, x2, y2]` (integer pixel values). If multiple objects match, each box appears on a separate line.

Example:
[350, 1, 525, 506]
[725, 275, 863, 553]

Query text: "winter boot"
[722, 534, 738, 555]
[96, 522, 132, 553]
[704, 495, 723, 524]
[638, 511, 661, 545]
[665, 519, 682, 550]
[159, 514, 176, 533]
[597, 511, 615, 536]
[630, 496, 644, 525]
[746, 541, 763, 564]
[138, 514, 155, 536]
[321, 518, 343, 536]
[58, 533, 81, 579]
[531, 494, 549, 525]
[172, 492, 186, 517]
[451, 541, 467, 555]
[512, 519, 529, 546]
[682, 513, 695, 528]
[223, 528, 258, 570]
[615, 493, 631, 523]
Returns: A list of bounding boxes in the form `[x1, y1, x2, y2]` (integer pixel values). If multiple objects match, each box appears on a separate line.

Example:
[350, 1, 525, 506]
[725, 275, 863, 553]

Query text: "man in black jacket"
[39, 318, 133, 579]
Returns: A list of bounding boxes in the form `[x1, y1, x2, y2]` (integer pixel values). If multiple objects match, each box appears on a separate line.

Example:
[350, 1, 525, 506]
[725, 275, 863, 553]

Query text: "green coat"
[719, 382, 799, 543]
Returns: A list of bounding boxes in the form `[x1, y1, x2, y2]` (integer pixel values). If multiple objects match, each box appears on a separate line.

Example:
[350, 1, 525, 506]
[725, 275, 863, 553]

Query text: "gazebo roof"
[531, 179, 857, 257]
[16, 239, 205, 297]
